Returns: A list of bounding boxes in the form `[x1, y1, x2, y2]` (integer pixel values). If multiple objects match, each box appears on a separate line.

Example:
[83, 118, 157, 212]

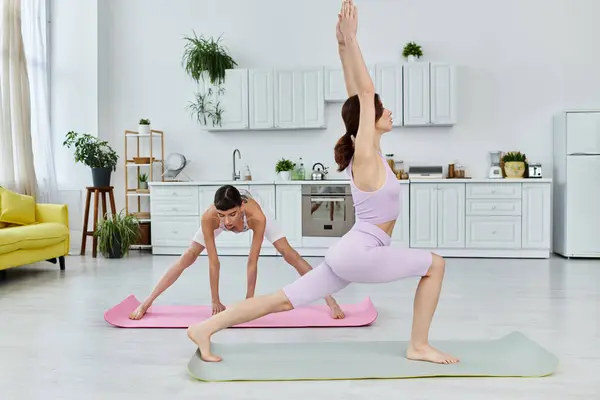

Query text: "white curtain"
[21, 0, 58, 203]
[0, 0, 58, 202]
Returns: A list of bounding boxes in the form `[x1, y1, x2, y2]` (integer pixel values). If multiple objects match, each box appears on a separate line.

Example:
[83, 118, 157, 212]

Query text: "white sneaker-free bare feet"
[129, 301, 151, 320]
[329, 303, 345, 319]
[187, 325, 222, 362]
[406, 343, 459, 364]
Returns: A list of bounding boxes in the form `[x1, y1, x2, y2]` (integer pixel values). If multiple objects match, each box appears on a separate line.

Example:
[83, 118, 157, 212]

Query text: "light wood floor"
[0, 252, 598, 399]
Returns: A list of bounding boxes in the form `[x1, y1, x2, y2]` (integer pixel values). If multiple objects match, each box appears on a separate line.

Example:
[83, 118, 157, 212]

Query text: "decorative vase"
[504, 162, 525, 178]
[139, 181, 148, 190]
[138, 124, 151, 135]
[280, 171, 291, 181]
[91, 167, 112, 187]
[407, 55, 417, 62]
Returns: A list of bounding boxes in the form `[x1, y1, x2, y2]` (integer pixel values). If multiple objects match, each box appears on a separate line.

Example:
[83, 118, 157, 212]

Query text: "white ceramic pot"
[139, 124, 151, 135]
[407, 55, 417, 62]
[279, 171, 291, 181]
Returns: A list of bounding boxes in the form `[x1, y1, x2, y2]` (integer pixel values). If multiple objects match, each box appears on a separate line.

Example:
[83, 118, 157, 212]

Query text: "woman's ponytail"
[334, 133, 354, 172]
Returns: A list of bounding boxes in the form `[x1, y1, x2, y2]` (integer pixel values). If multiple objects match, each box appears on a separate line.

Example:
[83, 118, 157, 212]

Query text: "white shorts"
[192, 210, 285, 247]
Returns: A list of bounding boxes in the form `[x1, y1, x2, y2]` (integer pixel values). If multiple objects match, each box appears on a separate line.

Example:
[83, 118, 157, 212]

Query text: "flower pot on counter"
[279, 171, 291, 181]
[504, 161, 525, 178]
[138, 124, 151, 135]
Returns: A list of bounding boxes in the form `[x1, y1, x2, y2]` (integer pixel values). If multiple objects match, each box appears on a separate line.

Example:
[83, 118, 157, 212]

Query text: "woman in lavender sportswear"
[187, 0, 459, 365]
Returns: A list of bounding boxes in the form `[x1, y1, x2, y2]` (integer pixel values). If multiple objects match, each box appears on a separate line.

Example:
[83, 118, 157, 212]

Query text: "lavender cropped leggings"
[282, 221, 433, 308]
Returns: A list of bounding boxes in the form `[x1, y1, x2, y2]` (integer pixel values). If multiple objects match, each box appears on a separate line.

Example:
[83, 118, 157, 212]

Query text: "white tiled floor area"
[0, 253, 598, 399]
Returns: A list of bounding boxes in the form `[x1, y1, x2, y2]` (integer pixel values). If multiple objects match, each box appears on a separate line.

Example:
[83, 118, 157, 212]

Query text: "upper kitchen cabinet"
[275, 68, 325, 129]
[403, 62, 457, 126]
[200, 69, 249, 131]
[375, 63, 403, 127]
[248, 68, 325, 130]
[324, 65, 376, 102]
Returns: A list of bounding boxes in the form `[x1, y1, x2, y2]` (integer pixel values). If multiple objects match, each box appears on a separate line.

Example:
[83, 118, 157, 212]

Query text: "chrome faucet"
[232, 148, 241, 180]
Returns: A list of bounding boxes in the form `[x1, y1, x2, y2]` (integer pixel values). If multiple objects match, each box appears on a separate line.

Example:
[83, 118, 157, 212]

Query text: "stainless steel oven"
[301, 184, 355, 237]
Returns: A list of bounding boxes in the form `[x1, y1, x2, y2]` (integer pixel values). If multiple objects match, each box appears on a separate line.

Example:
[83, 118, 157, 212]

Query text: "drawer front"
[466, 183, 522, 199]
[466, 199, 522, 216]
[151, 216, 200, 247]
[151, 186, 199, 216]
[466, 216, 521, 248]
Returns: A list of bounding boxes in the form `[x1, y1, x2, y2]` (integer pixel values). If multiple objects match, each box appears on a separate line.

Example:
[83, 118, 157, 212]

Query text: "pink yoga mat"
[104, 294, 378, 328]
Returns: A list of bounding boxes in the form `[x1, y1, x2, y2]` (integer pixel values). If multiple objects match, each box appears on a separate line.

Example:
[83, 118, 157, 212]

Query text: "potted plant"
[402, 41, 423, 62]
[94, 211, 140, 259]
[182, 32, 237, 127]
[502, 151, 527, 178]
[63, 131, 119, 187]
[138, 118, 151, 135]
[139, 173, 148, 190]
[275, 158, 295, 181]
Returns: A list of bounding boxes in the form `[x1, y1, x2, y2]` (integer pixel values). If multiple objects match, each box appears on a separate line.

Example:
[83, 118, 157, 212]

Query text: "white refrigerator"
[553, 111, 600, 257]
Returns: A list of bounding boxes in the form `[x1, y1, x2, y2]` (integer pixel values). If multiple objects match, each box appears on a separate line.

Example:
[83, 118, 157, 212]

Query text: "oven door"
[301, 185, 355, 237]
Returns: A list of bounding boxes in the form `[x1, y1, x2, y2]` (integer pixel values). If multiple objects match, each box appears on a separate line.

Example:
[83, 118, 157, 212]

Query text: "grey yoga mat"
[187, 331, 559, 382]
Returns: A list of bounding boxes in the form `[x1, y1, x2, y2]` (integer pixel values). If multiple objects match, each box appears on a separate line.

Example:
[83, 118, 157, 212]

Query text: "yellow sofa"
[0, 187, 70, 272]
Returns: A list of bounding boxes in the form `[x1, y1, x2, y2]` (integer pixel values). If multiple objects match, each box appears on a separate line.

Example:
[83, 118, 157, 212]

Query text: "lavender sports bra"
[347, 152, 401, 225]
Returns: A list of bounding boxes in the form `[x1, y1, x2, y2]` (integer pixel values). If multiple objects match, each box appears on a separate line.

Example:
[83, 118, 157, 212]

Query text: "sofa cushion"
[0, 187, 36, 226]
[0, 222, 69, 255]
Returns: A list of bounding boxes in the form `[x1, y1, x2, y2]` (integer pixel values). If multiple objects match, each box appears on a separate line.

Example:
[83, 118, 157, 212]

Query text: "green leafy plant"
[139, 118, 150, 125]
[402, 41, 423, 59]
[62, 131, 119, 171]
[182, 32, 237, 85]
[139, 173, 148, 182]
[94, 211, 140, 258]
[502, 151, 527, 163]
[275, 158, 296, 173]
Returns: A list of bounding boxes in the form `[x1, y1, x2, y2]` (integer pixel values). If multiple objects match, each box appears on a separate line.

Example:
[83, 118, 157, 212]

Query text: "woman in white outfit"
[129, 184, 345, 319]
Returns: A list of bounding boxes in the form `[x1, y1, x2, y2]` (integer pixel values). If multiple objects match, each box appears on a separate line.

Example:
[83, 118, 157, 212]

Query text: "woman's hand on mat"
[211, 300, 226, 315]
[339, 0, 357, 40]
[129, 301, 151, 320]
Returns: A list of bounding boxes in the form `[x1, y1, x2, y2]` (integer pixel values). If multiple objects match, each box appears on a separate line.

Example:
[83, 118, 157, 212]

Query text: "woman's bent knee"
[426, 253, 445, 277]
[272, 290, 294, 312]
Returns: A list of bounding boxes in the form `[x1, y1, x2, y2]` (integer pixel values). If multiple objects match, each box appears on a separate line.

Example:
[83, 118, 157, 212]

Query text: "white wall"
[51, 0, 600, 214]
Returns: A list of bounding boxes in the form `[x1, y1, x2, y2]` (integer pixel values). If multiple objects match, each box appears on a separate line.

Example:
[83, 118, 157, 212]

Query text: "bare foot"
[187, 325, 222, 362]
[129, 302, 151, 320]
[329, 303, 345, 319]
[406, 343, 459, 364]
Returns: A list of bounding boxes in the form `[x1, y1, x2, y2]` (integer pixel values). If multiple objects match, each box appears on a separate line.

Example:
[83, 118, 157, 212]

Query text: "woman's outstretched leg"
[187, 261, 350, 362]
[406, 254, 459, 364]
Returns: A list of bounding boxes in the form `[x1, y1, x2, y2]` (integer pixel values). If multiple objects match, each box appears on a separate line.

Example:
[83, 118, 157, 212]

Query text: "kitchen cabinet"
[390, 184, 410, 247]
[274, 68, 325, 129]
[199, 69, 249, 130]
[375, 63, 403, 127]
[403, 62, 456, 126]
[324, 65, 376, 102]
[275, 184, 302, 248]
[409, 183, 465, 248]
[149, 179, 551, 259]
[521, 182, 551, 249]
[246, 68, 325, 130]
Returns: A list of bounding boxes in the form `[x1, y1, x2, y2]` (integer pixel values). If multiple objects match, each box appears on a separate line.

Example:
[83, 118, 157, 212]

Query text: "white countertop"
[148, 177, 550, 186]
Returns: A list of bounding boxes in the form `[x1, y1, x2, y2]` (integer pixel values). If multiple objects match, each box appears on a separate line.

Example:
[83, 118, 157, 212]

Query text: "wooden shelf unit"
[124, 129, 165, 249]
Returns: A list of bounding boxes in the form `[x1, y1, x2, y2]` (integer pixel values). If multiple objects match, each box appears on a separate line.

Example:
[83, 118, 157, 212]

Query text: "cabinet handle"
[492, 205, 497, 210]
[492, 230, 497, 234]
[491, 189, 496, 193]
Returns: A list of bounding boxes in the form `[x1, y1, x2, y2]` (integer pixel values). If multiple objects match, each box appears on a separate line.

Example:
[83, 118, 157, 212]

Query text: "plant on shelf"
[182, 31, 237, 128]
[275, 158, 295, 181]
[138, 118, 151, 135]
[402, 41, 423, 62]
[139, 173, 148, 190]
[63, 131, 119, 187]
[502, 151, 527, 178]
[94, 211, 140, 259]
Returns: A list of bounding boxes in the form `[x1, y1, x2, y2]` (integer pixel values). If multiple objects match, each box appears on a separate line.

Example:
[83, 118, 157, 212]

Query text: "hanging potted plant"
[402, 41, 423, 62]
[502, 151, 527, 178]
[63, 131, 119, 187]
[275, 158, 295, 181]
[94, 211, 140, 259]
[138, 118, 151, 135]
[182, 32, 237, 127]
